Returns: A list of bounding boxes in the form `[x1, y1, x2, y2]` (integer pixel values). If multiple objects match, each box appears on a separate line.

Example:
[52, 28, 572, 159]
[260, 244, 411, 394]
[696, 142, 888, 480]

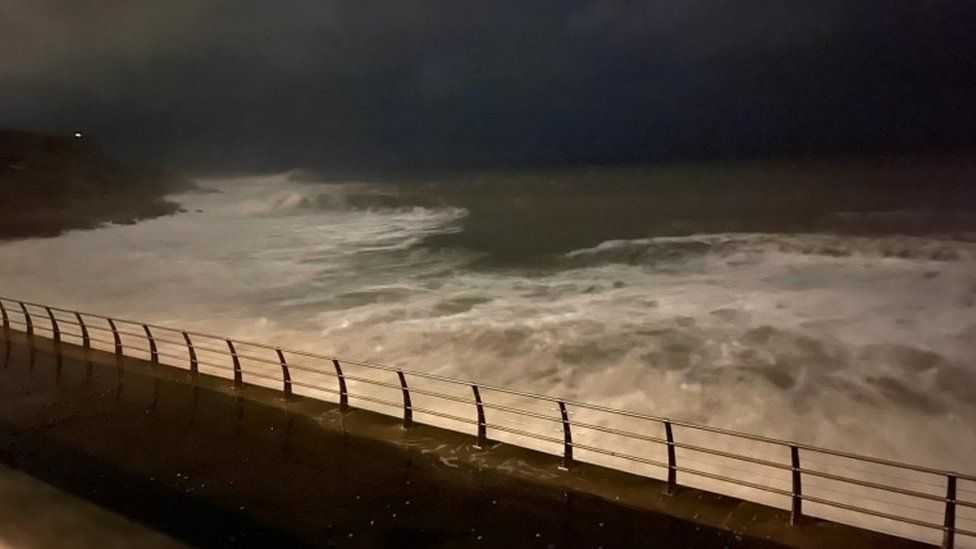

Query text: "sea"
[1, 155, 974, 537]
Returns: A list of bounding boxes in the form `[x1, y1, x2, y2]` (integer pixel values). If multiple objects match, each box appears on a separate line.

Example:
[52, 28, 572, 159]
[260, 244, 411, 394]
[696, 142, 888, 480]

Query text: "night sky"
[2, 1, 975, 173]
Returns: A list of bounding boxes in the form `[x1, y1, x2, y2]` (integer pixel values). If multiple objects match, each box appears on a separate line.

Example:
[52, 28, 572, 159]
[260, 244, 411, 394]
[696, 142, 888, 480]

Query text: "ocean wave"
[564, 232, 976, 266]
[197, 174, 467, 218]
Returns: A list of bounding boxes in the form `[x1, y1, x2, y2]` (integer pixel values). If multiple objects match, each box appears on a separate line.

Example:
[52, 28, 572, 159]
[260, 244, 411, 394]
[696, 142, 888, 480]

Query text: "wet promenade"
[0, 330, 921, 547]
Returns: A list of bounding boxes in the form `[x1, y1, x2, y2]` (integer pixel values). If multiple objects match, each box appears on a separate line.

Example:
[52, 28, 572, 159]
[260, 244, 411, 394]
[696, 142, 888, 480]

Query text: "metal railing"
[0, 295, 973, 548]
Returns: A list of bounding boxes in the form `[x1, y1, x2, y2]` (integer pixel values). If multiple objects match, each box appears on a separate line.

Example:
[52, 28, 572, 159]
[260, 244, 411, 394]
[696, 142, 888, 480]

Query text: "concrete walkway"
[0, 462, 185, 549]
[0, 330, 924, 548]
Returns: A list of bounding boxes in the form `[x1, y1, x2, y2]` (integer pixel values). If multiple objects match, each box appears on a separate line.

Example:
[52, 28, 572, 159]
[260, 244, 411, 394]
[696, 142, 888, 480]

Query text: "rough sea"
[1, 157, 974, 541]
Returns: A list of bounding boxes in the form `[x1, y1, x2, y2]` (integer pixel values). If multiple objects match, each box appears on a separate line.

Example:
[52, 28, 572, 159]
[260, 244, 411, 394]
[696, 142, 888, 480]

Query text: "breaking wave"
[564, 232, 976, 267]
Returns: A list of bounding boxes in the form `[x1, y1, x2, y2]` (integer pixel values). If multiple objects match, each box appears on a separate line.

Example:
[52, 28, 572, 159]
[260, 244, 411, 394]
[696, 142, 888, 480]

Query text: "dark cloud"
[1, 1, 974, 173]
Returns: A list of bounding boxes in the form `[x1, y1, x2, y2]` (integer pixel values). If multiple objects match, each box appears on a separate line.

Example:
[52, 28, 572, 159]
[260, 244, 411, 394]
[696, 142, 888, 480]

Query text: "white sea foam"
[1, 172, 974, 543]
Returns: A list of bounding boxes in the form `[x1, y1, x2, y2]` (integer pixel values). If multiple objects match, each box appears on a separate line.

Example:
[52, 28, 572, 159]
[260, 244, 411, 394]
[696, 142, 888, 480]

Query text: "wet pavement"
[0, 462, 184, 548]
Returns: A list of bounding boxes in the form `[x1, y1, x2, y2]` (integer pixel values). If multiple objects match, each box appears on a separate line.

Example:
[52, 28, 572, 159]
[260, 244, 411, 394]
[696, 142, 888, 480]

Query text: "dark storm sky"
[1, 1, 974, 173]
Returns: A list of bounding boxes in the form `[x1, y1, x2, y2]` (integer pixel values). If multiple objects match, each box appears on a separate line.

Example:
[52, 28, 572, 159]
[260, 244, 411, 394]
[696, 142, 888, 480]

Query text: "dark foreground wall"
[0, 330, 922, 548]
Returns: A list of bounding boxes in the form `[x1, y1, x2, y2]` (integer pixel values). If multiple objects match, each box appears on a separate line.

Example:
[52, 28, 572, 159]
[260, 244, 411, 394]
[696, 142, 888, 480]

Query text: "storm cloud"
[2, 1, 974, 172]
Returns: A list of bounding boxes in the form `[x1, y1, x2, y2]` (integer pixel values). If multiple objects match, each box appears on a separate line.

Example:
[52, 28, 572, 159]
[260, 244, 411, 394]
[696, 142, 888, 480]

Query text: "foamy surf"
[0, 173, 973, 534]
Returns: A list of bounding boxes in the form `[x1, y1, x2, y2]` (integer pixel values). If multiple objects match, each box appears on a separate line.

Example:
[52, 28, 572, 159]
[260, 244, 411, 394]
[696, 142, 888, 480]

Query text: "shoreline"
[0, 129, 191, 240]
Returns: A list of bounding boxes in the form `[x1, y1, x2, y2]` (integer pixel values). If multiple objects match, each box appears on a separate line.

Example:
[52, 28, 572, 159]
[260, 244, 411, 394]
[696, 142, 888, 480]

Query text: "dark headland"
[0, 129, 192, 239]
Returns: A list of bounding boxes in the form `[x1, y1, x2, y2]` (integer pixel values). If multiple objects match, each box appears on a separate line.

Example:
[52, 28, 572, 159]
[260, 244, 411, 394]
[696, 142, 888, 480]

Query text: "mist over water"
[1, 162, 975, 478]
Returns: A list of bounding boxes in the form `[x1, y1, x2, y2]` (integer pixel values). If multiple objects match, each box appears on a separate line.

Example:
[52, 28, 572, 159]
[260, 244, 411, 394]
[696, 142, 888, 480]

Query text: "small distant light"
[74, 132, 83, 138]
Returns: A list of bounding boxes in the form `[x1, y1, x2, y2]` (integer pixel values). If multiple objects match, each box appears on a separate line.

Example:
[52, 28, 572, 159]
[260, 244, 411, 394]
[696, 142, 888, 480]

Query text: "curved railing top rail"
[0, 296, 976, 482]
[1, 294, 973, 484]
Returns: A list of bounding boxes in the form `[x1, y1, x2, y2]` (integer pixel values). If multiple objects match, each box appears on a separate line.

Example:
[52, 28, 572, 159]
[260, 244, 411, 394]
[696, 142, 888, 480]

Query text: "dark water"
[294, 154, 976, 264]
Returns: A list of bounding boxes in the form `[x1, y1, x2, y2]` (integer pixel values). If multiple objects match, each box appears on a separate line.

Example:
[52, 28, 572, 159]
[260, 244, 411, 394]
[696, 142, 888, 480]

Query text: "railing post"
[944, 474, 957, 549]
[275, 348, 292, 397]
[45, 307, 60, 344]
[107, 318, 122, 356]
[182, 331, 198, 375]
[0, 300, 8, 330]
[397, 370, 413, 428]
[558, 401, 573, 470]
[664, 420, 677, 494]
[20, 303, 33, 336]
[472, 385, 487, 449]
[332, 359, 348, 411]
[75, 312, 90, 349]
[790, 445, 802, 525]
[226, 339, 243, 388]
[143, 324, 158, 363]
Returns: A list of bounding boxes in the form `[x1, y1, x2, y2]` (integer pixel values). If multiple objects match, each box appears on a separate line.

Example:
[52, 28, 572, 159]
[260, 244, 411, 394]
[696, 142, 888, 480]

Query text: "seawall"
[0, 329, 922, 547]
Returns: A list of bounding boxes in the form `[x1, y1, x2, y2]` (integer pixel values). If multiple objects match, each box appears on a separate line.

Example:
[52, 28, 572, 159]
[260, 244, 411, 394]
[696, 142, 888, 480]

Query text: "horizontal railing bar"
[67, 321, 109, 332]
[341, 373, 404, 391]
[396, 387, 477, 406]
[215, 374, 475, 424]
[276, 361, 341, 378]
[76, 323, 229, 357]
[485, 423, 564, 446]
[804, 481, 947, 517]
[802, 494, 949, 532]
[233, 368, 282, 385]
[57, 315, 224, 345]
[796, 445, 966, 479]
[5, 302, 257, 346]
[676, 465, 794, 497]
[569, 419, 668, 445]
[676, 441, 793, 472]
[570, 440, 670, 469]
[289, 379, 342, 395]
[800, 468, 948, 504]
[191, 357, 236, 373]
[133, 333, 195, 350]
[47, 317, 82, 327]
[2, 295, 974, 484]
[802, 457, 950, 490]
[668, 419, 959, 479]
[959, 516, 976, 527]
[100, 341, 144, 354]
[87, 335, 119, 347]
[678, 455, 794, 488]
[239, 354, 467, 403]
[205, 347, 274, 363]
[346, 392, 402, 410]
[184, 342, 239, 357]
[408, 405, 479, 426]
[285, 346, 539, 390]
[479, 401, 562, 423]
[153, 349, 188, 363]
[106, 327, 154, 340]
[115, 342, 156, 355]
[569, 419, 800, 477]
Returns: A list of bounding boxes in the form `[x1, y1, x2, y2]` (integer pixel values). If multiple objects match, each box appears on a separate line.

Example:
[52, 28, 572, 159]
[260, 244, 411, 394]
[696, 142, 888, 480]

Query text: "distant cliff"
[0, 129, 192, 238]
